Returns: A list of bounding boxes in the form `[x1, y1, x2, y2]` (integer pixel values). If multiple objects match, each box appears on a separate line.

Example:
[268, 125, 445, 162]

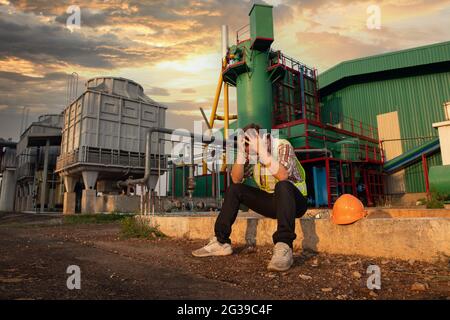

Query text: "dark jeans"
[214, 180, 308, 248]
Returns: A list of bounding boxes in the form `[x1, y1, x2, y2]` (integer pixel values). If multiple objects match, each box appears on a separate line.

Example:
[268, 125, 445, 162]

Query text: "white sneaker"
[192, 237, 233, 257]
[267, 242, 293, 272]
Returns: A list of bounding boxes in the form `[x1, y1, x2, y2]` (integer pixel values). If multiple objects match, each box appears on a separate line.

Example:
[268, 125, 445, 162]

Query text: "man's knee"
[274, 180, 292, 193]
[226, 182, 244, 195]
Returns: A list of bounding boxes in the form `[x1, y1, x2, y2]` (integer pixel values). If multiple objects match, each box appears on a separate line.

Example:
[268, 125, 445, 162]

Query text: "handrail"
[325, 111, 378, 140]
[269, 51, 316, 78]
[236, 24, 250, 43]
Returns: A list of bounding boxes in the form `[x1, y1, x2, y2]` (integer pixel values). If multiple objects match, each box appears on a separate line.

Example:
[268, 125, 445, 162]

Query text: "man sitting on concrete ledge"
[192, 123, 308, 272]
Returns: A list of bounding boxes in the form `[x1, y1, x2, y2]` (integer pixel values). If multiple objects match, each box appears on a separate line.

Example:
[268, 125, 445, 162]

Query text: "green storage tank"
[429, 165, 450, 194]
[235, 40, 273, 130]
[223, 4, 275, 131]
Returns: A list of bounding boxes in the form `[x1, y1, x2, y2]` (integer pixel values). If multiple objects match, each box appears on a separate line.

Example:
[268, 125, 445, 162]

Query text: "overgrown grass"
[426, 196, 445, 209]
[120, 217, 166, 239]
[63, 213, 133, 225]
[420, 192, 448, 209]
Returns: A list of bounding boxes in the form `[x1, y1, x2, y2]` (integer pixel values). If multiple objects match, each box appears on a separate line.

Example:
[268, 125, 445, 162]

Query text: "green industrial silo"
[223, 4, 274, 130]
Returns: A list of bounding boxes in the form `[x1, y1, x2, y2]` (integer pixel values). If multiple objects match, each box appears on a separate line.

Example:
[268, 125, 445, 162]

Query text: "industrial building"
[319, 41, 450, 203]
[0, 77, 168, 214]
[0, 115, 64, 213]
[0, 3, 449, 214]
[55, 77, 167, 214]
[15, 114, 64, 212]
[165, 4, 450, 211]
[0, 139, 17, 212]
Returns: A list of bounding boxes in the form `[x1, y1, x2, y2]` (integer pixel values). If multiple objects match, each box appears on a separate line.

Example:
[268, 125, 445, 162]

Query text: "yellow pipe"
[209, 59, 227, 128]
[203, 78, 220, 174]
[205, 59, 229, 174]
[214, 114, 237, 121]
[202, 161, 208, 175]
[209, 74, 222, 128]
[203, 77, 222, 175]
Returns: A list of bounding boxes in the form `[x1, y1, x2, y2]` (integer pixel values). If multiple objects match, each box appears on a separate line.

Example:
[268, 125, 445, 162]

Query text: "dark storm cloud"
[164, 100, 205, 132]
[181, 88, 196, 94]
[0, 70, 85, 138]
[1, 0, 280, 139]
[136, 0, 294, 35]
[0, 13, 156, 68]
[147, 86, 170, 96]
[10, 0, 294, 41]
[0, 71, 81, 111]
[1, 0, 298, 74]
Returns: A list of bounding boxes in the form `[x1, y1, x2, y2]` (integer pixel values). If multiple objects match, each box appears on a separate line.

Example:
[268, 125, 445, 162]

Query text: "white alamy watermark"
[66, 265, 81, 290]
[66, 5, 81, 32]
[170, 121, 281, 175]
[367, 4, 381, 30]
[366, 264, 381, 290]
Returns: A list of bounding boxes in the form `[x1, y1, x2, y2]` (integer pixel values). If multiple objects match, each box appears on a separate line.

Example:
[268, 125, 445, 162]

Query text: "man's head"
[242, 123, 261, 133]
[242, 123, 261, 153]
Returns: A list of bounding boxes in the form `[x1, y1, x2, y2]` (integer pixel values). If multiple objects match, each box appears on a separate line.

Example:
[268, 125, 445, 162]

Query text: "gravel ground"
[0, 212, 448, 300]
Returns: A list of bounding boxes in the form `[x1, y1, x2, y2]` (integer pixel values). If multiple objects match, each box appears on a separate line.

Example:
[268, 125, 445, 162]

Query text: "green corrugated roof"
[319, 41, 450, 89]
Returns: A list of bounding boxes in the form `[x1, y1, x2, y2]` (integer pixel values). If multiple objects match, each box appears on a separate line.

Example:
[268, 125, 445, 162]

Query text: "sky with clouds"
[0, 0, 449, 140]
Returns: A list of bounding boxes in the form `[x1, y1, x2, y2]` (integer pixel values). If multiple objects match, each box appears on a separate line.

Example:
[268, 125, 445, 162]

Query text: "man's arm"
[231, 133, 248, 184]
[261, 153, 289, 181]
[231, 162, 245, 184]
[256, 138, 289, 181]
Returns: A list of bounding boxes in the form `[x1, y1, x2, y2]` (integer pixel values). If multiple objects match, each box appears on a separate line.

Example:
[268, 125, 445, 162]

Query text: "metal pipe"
[209, 74, 223, 128]
[211, 164, 216, 198]
[216, 156, 221, 203]
[214, 114, 237, 121]
[182, 158, 185, 197]
[294, 148, 333, 158]
[199, 107, 212, 130]
[118, 127, 215, 188]
[422, 154, 430, 198]
[165, 162, 168, 197]
[187, 136, 195, 199]
[380, 136, 438, 142]
[140, 186, 144, 214]
[325, 158, 331, 208]
[171, 162, 176, 200]
[40, 139, 50, 213]
[158, 137, 161, 200]
[222, 25, 229, 58]
[224, 82, 229, 140]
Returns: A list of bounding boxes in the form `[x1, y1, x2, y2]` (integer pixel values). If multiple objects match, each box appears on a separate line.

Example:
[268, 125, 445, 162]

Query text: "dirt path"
[0, 213, 448, 300]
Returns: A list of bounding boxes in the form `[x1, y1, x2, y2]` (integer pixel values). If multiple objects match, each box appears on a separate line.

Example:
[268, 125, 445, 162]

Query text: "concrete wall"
[63, 193, 140, 215]
[384, 192, 428, 207]
[96, 194, 140, 213]
[144, 214, 450, 262]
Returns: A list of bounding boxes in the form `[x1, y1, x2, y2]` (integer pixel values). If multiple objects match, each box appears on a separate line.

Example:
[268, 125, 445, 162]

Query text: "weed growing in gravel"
[120, 217, 166, 239]
[425, 192, 447, 209]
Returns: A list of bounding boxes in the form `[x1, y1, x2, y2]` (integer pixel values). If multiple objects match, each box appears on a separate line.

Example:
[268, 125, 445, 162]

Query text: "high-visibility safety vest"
[253, 138, 308, 197]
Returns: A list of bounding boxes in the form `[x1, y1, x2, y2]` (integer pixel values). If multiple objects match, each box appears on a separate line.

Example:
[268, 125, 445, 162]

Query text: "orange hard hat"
[331, 194, 366, 225]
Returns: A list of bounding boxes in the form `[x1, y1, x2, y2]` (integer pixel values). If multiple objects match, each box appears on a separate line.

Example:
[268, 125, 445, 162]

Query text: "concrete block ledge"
[139, 214, 450, 263]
